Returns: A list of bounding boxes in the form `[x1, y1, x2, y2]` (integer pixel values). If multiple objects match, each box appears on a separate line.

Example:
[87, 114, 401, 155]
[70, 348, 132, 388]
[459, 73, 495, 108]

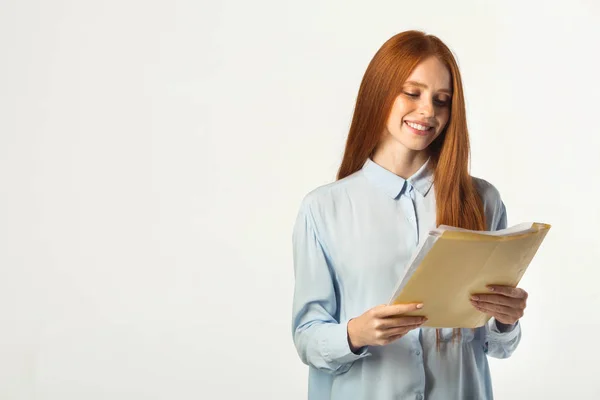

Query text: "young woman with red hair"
[291, 30, 528, 399]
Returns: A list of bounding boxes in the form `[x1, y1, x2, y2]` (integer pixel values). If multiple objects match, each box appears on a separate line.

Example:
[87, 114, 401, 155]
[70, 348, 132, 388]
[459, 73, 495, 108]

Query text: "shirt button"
[415, 350, 421, 356]
[416, 394, 424, 400]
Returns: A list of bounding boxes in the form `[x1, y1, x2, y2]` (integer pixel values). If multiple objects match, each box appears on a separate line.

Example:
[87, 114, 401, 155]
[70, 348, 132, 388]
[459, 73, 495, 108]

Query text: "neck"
[371, 143, 429, 179]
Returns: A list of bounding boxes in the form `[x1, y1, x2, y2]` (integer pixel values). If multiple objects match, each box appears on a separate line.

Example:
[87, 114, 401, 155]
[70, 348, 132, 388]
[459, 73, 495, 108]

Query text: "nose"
[418, 97, 435, 117]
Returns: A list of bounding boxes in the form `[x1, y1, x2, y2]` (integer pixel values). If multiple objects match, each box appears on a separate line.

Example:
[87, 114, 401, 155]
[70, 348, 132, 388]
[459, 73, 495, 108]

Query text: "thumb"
[380, 302, 423, 317]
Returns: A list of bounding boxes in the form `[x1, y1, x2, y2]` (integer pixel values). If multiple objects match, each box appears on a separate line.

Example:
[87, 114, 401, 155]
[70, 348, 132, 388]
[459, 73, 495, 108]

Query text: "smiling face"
[378, 56, 453, 158]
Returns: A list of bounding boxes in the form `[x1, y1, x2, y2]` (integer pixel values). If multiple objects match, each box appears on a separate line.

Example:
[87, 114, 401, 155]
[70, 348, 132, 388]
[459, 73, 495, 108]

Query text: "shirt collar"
[362, 157, 434, 199]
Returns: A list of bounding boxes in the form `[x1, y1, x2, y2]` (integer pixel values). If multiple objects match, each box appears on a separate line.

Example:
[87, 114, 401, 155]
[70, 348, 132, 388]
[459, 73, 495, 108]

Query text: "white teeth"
[406, 121, 430, 131]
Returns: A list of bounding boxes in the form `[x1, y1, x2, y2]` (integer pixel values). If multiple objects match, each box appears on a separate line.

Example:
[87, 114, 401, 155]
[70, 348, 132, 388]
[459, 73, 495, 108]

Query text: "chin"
[406, 144, 431, 152]
[393, 134, 434, 152]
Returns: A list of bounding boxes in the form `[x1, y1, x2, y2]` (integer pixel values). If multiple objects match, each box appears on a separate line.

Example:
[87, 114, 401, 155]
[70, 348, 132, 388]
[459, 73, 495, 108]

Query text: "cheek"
[439, 109, 450, 126]
[390, 99, 411, 122]
[386, 112, 403, 130]
[434, 115, 449, 135]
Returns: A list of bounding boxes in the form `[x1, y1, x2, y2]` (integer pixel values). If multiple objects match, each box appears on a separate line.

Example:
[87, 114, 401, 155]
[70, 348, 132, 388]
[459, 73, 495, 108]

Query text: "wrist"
[495, 319, 517, 333]
[347, 318, 364, 352]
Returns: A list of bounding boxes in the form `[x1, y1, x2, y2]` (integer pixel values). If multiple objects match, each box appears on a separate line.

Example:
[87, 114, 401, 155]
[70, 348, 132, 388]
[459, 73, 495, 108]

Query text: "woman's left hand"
[470, 285, 528, 325]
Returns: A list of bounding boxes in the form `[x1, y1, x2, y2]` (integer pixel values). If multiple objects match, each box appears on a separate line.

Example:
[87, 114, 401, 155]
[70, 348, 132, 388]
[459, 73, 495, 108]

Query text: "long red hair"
[337, 30, 486, 344]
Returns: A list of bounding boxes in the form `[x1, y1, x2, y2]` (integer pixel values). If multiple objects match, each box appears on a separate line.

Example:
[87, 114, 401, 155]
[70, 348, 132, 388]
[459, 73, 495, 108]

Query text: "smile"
[405, 121, 432, 131]
[404, 121, 433, 136]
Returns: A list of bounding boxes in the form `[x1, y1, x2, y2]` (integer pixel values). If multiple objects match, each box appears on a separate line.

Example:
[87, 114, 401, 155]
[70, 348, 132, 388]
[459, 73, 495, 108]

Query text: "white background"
[1, 0, 599, 399]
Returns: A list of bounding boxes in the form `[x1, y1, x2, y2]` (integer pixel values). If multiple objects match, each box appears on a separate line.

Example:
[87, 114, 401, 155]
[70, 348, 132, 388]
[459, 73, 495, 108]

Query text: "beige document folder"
[388, 222, 551, 328]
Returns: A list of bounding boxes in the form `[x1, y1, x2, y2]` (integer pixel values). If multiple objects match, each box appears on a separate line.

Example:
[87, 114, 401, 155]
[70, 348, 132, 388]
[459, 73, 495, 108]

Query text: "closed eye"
[403, 92, 449, 107]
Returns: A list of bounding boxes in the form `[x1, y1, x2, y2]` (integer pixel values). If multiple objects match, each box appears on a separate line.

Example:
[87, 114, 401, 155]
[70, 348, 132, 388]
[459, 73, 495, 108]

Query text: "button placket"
[404, 182, 418, 244]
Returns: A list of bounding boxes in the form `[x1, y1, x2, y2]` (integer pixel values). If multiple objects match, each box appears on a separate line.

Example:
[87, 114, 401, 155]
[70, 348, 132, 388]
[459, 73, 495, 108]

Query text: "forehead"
[405, 56, 451, 91]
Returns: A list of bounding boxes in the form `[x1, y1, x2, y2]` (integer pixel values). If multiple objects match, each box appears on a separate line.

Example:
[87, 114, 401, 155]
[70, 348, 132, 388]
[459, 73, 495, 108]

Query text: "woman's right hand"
[347, 303, 427, 351]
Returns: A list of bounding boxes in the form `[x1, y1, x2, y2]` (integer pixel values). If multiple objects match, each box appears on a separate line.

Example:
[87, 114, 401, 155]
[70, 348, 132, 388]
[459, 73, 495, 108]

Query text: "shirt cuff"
[320, 320, 371, 365]
[488, 318, 521, 342]
[495, 319, 517, 333]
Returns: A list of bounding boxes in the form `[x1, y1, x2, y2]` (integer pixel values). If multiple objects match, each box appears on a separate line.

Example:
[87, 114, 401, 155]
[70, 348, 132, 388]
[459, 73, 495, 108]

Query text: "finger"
[384, 333, 407, 344]
[384, 332, 418, 344]
[376, 303, 423, 318]
[379, 316, 427, 330]
[477, 307, 519, 325]
[472, 300, 513, 315]
[471, 294, 526, 309]
[486, 285, 528, 299]
[384, 323, 425, 337]
[385, 322, 423, 337]
[471, 300, 524, 319]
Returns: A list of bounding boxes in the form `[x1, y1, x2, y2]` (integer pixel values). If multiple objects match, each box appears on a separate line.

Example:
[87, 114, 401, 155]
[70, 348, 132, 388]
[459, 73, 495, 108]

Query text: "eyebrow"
[404, 81, 452, 95]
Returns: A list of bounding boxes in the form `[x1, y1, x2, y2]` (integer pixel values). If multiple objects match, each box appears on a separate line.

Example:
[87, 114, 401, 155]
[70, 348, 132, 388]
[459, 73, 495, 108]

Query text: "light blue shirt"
[291, 158, 521, 400]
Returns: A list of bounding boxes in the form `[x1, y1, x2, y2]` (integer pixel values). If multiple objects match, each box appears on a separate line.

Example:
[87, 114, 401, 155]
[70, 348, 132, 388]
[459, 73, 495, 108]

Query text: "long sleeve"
[291, 200, 370, 375]
[484, 200, 523, 358]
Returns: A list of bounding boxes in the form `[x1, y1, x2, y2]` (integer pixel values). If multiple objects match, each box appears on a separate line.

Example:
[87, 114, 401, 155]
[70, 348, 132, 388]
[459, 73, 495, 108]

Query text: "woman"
[291, 31, 528, 400]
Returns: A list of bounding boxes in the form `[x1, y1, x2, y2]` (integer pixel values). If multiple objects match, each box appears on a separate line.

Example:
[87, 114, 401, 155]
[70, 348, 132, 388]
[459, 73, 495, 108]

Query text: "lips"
[405, 120, 433, 129]
[404, 121, 433, 136]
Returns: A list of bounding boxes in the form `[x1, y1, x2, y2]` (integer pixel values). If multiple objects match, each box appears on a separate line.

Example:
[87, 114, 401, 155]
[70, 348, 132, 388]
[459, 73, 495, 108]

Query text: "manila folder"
[388, 222, 551, 328]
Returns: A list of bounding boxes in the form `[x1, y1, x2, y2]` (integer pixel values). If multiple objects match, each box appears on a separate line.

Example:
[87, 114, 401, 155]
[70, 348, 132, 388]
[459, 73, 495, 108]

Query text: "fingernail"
[416, 304, 423, 309]
[488, 286, 495, 291]
[471, 296, 479, 301]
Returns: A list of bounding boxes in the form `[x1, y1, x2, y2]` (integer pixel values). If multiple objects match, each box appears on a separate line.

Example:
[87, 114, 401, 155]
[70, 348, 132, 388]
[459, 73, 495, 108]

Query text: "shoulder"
[472, 176, 502, 209]
[292, 171, 361, 245]
[293, 171, 364, 240]
[297, 171, 364, 216]
[472, 176, 507, 231]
